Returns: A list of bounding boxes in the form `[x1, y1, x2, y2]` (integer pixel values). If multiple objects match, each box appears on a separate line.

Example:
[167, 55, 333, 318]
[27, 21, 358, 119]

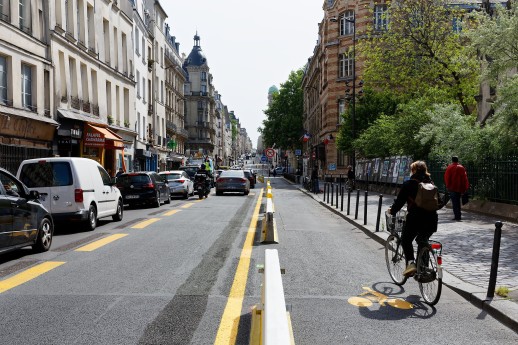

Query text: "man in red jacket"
[444, 156, 470, 221]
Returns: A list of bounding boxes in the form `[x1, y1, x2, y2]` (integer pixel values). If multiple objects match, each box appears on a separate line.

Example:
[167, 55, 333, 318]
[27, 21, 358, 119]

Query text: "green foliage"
[259, 69, 304, 149]
[336, 88, 400, 154]
[231, 119, 238, 140]
[360, 0, 479, 114]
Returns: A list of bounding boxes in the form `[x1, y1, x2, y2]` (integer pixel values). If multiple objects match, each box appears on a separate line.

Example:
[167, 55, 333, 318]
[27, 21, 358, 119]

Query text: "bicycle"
[384, 209, 443, 305]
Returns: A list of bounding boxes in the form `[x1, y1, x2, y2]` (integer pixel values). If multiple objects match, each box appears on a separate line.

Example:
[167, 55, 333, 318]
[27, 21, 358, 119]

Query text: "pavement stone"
[291, 180, 518, 333]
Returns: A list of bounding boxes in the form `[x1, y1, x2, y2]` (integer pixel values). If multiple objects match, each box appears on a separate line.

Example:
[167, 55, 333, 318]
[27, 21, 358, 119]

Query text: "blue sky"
[161, 0, 324, 147]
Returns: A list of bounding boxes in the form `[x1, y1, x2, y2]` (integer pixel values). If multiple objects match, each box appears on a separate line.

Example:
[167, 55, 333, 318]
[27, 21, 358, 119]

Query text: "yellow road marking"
[214, 188, 263, 345]
[181, 202, 195, 208]
[163, 209, 181, 216]
[0, 261, 65, 293]
[131, 218, 161, 229]
[75, 233, 128, 251]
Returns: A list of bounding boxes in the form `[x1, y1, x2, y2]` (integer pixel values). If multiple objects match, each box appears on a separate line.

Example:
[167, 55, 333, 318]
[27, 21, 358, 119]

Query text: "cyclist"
[387, 160, 440, 277]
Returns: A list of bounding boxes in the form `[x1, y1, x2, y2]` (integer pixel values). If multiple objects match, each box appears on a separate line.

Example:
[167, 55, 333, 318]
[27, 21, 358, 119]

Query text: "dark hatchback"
[0, 168, 54, 255]
[116, 172, 171, 208]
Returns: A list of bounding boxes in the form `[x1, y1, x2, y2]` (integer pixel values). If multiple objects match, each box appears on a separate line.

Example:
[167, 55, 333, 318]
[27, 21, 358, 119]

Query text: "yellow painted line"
[0, 261, 65, 293]
[163, 209, 181, 216]
[75, 233, 128, 251]
[214, 188, 263, 345]
[131, 218, 161, 229]
[181, 202, 195, 208]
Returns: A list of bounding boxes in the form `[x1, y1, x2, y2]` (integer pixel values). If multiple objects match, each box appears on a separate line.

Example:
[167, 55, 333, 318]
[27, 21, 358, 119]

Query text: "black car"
[243, 169, 255, 189]
[116, 172, 171, 208]
[0, 168, 54, 255]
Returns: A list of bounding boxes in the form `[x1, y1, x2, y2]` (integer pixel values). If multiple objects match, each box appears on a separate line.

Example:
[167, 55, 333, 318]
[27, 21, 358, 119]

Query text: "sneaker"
[403, 262, 417, 277]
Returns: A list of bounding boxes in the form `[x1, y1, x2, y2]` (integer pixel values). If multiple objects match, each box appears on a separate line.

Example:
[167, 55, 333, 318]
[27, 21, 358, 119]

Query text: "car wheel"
[32, 217, 53, 252]
[244, 190, 249, 195]
[183, 191, 189, 199]
[216, 191, 223, 196]
[154, 191, 161, 207]
[84, 204, 97, 231]
[112, 199, 123, 221]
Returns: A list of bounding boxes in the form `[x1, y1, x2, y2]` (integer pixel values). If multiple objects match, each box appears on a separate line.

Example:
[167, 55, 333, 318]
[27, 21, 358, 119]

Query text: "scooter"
[195, 174, 211, 199]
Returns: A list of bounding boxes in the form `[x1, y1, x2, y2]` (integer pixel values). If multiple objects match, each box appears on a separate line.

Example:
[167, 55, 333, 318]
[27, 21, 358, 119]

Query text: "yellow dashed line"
[131, 218, 161, 229]
[214, 188, 263, 344]
[181, 202, 195, 208]
[75, 233, 128, 251]
[163, 209, 182, 216]
[0, 261, 65, 293]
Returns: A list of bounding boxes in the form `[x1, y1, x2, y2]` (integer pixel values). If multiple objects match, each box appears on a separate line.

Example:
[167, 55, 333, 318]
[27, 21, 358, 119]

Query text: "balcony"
[70, 96, 81, 110]
[195, 121, 211, 129]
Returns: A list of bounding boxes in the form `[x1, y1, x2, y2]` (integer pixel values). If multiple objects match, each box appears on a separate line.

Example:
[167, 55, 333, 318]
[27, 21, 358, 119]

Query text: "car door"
[1, 171, 38, 247]
[0, 182, 14, 250]
[96, 165, 118, 217]
[183, 172, 193, 194]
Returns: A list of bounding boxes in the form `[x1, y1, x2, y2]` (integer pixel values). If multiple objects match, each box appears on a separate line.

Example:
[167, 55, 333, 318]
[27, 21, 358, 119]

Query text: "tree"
[259, 69, 304, 149]
[360, 0, 479, 115]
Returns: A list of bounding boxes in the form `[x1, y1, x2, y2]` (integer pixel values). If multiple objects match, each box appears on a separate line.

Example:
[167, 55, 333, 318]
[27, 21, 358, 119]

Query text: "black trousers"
[401, 212, 438, 263]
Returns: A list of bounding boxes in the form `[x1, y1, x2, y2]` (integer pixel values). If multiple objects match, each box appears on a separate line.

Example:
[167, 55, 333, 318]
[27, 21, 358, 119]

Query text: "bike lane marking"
[163, 209, 182, 216]
[75, 233, 129, 251]
[348, 287, 413, 310]
[0, 261, 66, 293]
[214, 188, 263, 345]
[131, 218, 161, 228]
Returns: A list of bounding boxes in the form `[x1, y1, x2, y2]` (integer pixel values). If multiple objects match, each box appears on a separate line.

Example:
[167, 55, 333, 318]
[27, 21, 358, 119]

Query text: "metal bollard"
[341, 187, 344, 212]
[335, 185, 339, 208]
[323, 183, 327, 203]
[364, 191, 368, 225]
[331, 183, 334, 206]
[355, 189, 360, 220]
[487, 221, 503, 298]
[375, 194, 383, 232]
[347, 189, 351, 215]
[327, 182, 330, 204]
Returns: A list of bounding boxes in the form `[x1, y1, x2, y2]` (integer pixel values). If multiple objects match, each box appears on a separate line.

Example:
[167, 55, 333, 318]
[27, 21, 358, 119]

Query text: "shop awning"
[84, 124, 124, 149]
[57, 108, 106, 125]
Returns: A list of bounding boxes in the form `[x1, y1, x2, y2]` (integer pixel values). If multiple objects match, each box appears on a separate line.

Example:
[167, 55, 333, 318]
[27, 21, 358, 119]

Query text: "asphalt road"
[0, 177, 517, 344]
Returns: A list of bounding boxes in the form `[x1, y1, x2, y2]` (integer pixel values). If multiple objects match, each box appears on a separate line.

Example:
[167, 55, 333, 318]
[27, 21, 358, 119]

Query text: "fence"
[319, 154, 518, 206]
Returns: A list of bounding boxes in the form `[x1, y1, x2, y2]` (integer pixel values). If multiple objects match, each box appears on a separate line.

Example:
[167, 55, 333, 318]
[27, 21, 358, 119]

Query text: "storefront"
[0, 107, 57, 174]
[82, 123, 124, 176]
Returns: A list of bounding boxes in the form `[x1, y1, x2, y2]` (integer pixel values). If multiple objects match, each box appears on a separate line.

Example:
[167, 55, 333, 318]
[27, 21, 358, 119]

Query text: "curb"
[297, 184, 518, 333]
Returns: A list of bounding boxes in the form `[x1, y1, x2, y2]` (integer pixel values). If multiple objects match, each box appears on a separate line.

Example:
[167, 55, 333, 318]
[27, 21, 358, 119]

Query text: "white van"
[17, 157, 123, 231]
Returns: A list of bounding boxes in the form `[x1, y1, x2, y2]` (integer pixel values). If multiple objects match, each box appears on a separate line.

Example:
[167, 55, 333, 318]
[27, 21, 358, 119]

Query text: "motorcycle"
[194, 173, 211, 199]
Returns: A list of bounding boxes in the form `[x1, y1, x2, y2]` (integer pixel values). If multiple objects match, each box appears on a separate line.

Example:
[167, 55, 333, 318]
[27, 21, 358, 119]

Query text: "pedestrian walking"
[116, 167, 124, 177]
[311, 165, 319, 194]
[347, 165, 355, 190]
[444, 156, 470, 221]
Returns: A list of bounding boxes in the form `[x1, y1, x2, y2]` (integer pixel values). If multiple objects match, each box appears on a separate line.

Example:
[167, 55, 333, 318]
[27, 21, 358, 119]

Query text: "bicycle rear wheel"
[417, 246, 442, 305]
[385, 234, 407, 285]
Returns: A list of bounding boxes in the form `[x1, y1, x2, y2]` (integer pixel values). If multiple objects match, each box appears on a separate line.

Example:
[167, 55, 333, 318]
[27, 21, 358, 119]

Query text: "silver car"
[215, 170, 250, 196]
[159, 170, 194, 199]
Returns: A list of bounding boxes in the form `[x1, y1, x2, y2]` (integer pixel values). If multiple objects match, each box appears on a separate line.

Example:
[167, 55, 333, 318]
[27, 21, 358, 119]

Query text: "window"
[374, 5, 388, 31]
[135, 28, 140, 54]
[21, 64, 32, 110]
[338, 99, 345, 123]
[340, 10, 354, 36]
[201, 71, 207, 81]
[453, 17, 463, 33]
[19, 0, 31, 33]
[0, 56, 6, 103]
[339, 50, 354, 78]
[136, 71, 140, 97]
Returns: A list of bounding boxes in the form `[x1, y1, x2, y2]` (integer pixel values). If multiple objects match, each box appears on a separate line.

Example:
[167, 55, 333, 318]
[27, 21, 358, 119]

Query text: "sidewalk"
[294, 181, 518, 332]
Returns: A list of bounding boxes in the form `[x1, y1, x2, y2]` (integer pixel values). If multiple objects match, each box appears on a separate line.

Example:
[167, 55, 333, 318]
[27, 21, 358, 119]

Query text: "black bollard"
[487, 221, 503, 298]
[341, 186, 344, 212]
[336, 184, 339, 209]
[331, 183, 334, 206]
[347, 189, 351, 215]
[375, 194, 383, 232]
[355, 189, 360, 220]
[323, 183, 327, 203]
[327, 182, 330, 204]
[364, 191, 368, 225]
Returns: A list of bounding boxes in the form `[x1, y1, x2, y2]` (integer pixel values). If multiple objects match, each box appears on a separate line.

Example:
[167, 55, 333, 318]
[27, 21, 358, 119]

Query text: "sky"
[161, 0, 324, 148]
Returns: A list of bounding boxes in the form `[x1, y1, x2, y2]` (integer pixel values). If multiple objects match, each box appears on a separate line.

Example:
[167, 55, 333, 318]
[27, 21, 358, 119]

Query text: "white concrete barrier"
[263, 249, 292, 345]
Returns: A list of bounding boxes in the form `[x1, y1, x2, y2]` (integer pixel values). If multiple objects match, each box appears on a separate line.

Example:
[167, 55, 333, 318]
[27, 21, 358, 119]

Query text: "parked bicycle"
[384, 209, 443, 305]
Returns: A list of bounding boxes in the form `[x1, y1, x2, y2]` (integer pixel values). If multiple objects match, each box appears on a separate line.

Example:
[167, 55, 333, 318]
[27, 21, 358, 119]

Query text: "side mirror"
[28, 190, 40, 200]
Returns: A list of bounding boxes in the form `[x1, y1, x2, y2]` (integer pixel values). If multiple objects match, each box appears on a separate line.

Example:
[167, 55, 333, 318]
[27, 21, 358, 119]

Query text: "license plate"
[126, 195, 139, 199]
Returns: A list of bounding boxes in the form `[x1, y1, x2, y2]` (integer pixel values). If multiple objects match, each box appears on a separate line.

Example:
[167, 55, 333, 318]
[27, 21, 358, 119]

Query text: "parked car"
[0, 168, 54, 255]
[215, 170, 250, 196]
[116, 172, 171, 208]
[17, 157, 123, 231]
[243, 169, 255, 189]
[178, 165, 200, 180]
[159, 170, 194, 199]
[271, 167, 284, 175]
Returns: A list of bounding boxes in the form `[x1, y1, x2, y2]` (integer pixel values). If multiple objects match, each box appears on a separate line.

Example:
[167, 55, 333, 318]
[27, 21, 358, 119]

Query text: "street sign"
[295, 149, 302, 156]
[265, 148, 275, 158]
[261, 155, 267, 162]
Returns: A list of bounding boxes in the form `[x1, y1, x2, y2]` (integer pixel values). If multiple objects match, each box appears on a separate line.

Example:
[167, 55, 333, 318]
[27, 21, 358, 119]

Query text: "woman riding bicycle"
[388, 161, 440, 277]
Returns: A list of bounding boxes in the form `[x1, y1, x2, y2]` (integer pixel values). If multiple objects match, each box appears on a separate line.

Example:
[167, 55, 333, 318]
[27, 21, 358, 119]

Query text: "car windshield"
[243, 171, 252, 178]
[220, 170, 244, 178]
[117, 174, 150, 185]
[163, 173, 182, 181]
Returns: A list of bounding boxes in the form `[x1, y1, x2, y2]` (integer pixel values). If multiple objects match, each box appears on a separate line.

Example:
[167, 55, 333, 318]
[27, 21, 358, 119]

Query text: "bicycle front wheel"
[417, 246, 442, 305]
[385, 234, 407, 285]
